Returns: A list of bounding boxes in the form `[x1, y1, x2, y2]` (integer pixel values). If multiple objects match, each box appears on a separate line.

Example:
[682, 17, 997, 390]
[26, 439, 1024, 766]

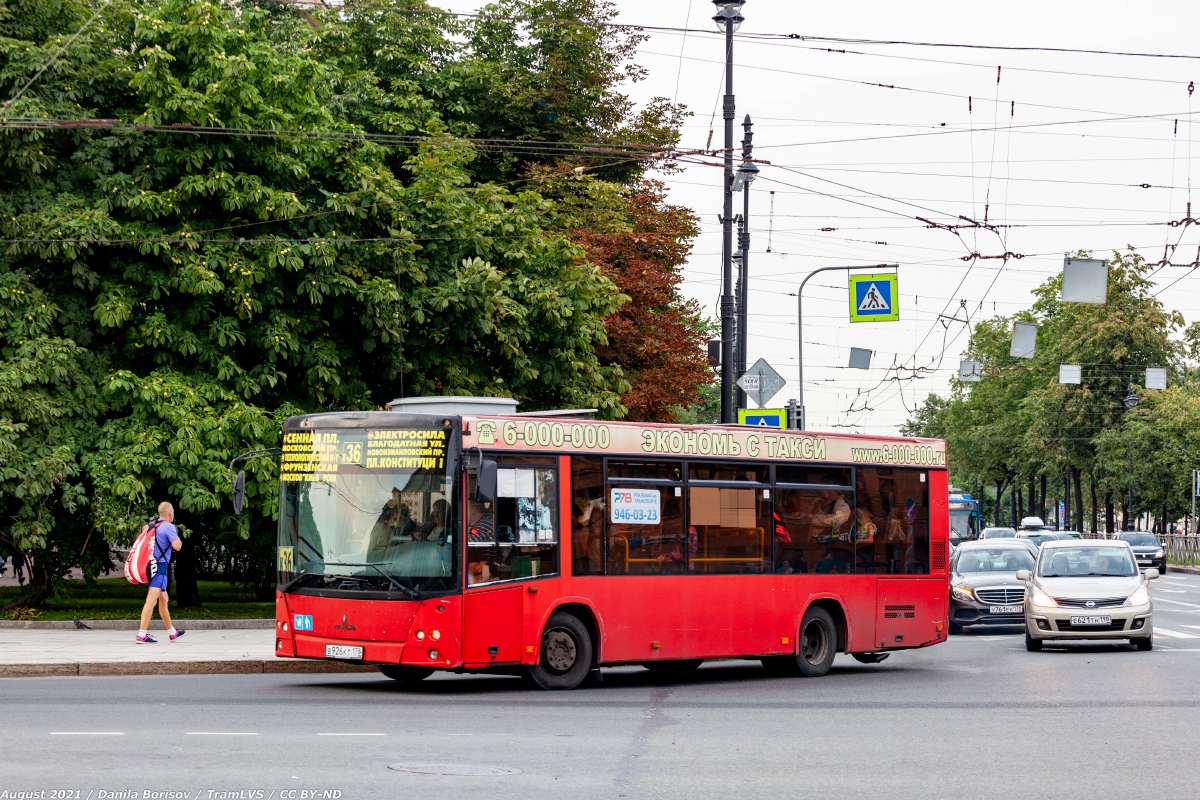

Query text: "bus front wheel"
[378, 665, 434, 682]
[526, 612, 593, 690]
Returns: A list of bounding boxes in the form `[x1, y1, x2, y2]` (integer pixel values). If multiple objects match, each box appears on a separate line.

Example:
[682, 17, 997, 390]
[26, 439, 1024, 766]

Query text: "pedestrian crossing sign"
[849, 273, 899, 322]
[738, 408, 786, 428]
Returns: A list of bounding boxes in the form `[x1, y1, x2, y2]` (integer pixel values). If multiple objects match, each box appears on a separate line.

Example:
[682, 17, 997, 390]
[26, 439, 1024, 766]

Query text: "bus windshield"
[277, 425, 457, 595]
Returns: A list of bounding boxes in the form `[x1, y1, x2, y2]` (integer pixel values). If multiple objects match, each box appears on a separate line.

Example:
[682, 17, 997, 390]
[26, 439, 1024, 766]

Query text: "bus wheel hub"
[544, 630, 577, 672]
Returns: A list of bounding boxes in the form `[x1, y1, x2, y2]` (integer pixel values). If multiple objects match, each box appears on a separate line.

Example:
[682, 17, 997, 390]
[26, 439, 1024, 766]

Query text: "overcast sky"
[443, 0, 1200, 433]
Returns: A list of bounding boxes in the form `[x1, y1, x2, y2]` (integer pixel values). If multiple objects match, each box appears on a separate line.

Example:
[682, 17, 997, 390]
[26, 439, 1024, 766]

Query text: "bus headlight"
[428, 649, 439, 661]
[415, 630, 425, 640]
[431, 630, 441, 641]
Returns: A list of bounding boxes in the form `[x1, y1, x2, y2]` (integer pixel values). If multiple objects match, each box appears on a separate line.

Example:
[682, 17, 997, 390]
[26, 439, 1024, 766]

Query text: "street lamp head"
[732, 247, 744, 266]
[1123, 385, 1139, 409]
[712, 1, 745, 31]
[732, 159, 759, 191]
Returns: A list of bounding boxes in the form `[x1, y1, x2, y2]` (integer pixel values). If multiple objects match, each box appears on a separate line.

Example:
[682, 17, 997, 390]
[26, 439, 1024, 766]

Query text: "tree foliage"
[0, 0, 710, 604]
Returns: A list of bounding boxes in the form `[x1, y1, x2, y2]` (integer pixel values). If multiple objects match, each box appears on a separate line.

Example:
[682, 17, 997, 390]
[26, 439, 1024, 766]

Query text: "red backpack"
[124, 519, 164, 585]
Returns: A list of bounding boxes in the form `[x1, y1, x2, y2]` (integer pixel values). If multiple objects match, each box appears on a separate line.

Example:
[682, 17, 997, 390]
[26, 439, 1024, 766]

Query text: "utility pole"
[736, 115, 754, 410]
[715, 0, 745, 424]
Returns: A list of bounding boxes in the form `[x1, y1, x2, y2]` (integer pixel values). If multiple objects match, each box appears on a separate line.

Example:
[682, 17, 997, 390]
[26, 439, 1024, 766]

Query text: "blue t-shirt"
[154, 521, 179, 565]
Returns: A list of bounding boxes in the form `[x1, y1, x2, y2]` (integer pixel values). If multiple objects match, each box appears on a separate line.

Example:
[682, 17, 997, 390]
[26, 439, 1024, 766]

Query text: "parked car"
[1055, 531, 1084, 540]
[1117, 532, 1167, 574]
[949, 541, 1036, 634]
[981, 527, 1017, 539]
[1018, 539, 1156, 651]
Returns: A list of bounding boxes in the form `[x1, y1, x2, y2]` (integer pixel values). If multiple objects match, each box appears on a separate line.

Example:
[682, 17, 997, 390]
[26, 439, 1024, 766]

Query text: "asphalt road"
[4, 573, 1200, 800]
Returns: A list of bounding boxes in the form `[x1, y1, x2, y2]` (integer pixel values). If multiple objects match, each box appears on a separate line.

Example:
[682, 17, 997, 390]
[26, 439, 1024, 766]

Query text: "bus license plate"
[1069, 615, 1112, 627]
[990, 605, 1023, 614]
[325, 644, 363, 660]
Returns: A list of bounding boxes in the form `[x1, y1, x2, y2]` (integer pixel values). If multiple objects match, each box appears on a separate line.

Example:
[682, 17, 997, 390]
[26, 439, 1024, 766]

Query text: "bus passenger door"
[463, 587, 523, 666]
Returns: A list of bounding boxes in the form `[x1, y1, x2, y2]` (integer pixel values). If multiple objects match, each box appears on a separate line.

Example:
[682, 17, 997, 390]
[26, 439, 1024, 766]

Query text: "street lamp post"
[734, 115, 756, 411]
[1123, 384, 1138, 531]
[796, 264, 899, 431]
[714, 0, 744, 424]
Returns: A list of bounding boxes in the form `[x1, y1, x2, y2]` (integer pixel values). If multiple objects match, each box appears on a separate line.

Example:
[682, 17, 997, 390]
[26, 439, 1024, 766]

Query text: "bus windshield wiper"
[325, 562, 421, 600]
[280, 571, 325, 594]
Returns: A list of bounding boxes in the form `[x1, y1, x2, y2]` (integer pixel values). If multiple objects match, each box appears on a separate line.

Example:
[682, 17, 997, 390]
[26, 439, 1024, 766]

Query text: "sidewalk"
[0, 627, 374, 678]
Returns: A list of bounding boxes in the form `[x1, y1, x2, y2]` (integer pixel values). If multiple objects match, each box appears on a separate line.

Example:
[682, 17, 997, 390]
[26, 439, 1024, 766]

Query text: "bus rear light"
[781, 637, 789, 645]
[282, 622, 288, 632]
[428, 649, 438, 660]
[415, 630, 425, 641]
[431, 630, 441, 641]
[276, 639, 283, 650]
[651, 641, 661, 650]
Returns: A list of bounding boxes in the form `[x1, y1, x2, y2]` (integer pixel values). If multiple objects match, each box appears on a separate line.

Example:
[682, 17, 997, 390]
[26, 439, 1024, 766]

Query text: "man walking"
[137, 502, 185, 644]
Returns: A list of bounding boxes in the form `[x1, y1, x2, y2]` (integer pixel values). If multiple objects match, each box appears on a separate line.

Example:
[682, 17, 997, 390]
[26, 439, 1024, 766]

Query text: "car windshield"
[953, 548, 1034, 574]
[277, 426, 457, 595]
[1118, 533, 1160, 547]
[1037, 546, 1137, 578]
[982, 528, 1016, 538]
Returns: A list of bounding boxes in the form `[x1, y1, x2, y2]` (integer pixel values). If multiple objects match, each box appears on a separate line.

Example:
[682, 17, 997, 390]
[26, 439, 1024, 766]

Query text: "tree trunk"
[1090, 476, 1098, 535]
[173, 535, 202, 608]
[1039, 475, 1048, 521]
[996, 481, 1006, 527]
[1105, 491, 1115, 535]
[1073, 469, 1084, 536]
[1065, 472, 1075, 527]
[1012, 487, 1020, 527]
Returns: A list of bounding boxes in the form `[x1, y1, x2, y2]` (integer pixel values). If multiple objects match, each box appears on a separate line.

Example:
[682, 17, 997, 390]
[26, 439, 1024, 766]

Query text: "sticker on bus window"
[610, 488, 661, 525]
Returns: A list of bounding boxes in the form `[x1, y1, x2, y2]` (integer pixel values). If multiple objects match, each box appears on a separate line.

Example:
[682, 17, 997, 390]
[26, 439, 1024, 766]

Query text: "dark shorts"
[149, 563, 170, 591]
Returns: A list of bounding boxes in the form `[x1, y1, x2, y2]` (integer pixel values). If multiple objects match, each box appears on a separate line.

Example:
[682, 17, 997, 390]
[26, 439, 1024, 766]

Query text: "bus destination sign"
[280, 428, 449, 482]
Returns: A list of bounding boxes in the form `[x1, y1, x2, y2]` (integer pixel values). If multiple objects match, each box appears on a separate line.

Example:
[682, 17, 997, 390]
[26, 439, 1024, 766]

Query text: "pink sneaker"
[136, 634, 157, 644]
[169, 629, 186, 641]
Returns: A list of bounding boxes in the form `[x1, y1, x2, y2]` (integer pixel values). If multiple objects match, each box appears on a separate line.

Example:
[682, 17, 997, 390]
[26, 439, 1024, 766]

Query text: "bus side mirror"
[475, 459, 498, 503]
[232, 470, 246, 515]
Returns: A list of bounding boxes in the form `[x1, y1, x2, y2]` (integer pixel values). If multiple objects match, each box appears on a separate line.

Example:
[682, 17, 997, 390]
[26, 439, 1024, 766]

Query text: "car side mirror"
[474, 459, 498, 503]
[232, 470, 246, 515]
[1015, 569, 1030, 582]
[1144, 568, 1160, 580]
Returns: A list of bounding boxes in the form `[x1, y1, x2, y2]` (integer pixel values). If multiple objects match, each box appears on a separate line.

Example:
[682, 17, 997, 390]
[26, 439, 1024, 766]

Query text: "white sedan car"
[1017, 539, 1156, 651]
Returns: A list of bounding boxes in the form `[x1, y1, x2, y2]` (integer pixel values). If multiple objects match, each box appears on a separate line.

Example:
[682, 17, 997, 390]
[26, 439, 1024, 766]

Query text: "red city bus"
[269, 397, 949, 689]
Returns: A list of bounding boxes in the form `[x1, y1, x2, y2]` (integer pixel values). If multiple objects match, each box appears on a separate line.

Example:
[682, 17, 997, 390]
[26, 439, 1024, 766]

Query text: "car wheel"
[377, 665, 434, 682]
[1024, 630, 1043, 652]
[948, 621, 963, 636]
[795, 606, 838, 677]
[1135, 635, 1154, 651]
[643, 659, 703, 675]
[525, 612, 593, 690]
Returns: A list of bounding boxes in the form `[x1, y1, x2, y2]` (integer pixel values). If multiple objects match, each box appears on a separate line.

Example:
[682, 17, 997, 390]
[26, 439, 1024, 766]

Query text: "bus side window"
[467, 466, 559, 584]
[687, 486, 770, 574]
[571, 456, 604, 576]
[774, 487, 854, 575]
[855, 468, 929, 574]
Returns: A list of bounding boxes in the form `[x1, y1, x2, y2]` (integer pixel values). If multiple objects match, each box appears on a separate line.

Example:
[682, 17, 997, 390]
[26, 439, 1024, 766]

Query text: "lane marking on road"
[50, 732, 124, 736]
[1151, 597, 1200, 609]
[1154, 589, 1187, 594]
[318, 733, 386, 736]
[1154, 628, 1200, 638]
[186, 732, 259, 736]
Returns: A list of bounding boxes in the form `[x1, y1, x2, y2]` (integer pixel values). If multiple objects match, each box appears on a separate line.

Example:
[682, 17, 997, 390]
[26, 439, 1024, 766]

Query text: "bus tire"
[643, 659, 703, 675]
[796, 606, 837, 677]
[526, 612, 593, 690]
[378, 665, 434, 682]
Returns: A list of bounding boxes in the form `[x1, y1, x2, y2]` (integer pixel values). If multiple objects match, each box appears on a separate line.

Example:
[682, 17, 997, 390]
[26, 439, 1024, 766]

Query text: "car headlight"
[1031, 587, 1057, 608]
[1154, 549, 1164, 558]
[951, 584, 974, 601]
[1124, 585, 1150, 607]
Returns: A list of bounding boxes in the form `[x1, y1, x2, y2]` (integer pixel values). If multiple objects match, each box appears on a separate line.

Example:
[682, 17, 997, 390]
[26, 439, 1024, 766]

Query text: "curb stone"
[0, 619, 274, 630]
[1167, 564, 1200, 575]
[0, 660, 376, 678]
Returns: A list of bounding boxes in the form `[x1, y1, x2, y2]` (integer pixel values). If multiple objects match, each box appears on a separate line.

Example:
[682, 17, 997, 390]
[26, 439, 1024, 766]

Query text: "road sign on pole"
[738, 408, 786, 428]
[848, 274, 899, 322]
[737, 358, 786, 408]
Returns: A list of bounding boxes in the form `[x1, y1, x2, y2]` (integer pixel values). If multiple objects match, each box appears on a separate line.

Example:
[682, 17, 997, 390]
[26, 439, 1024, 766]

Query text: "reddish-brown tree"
[569, 182, 713, 422]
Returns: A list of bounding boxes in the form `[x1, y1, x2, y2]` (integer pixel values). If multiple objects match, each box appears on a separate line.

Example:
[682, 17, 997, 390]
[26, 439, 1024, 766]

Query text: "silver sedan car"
[1018, 539, 1156, 651]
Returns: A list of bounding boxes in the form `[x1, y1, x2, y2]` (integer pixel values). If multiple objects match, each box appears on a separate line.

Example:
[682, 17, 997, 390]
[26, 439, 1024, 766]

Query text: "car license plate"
[1069, 615, 1112, 626]
[325, 644, 363, 660]
[990, 604, 1023, 614]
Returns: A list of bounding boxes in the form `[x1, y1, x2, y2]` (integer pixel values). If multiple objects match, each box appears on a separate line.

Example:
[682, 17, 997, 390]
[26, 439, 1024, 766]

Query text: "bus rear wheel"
[526, 612, 593, 690]
[378, 665, 434, 683]
[796, 606, 837, 677]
